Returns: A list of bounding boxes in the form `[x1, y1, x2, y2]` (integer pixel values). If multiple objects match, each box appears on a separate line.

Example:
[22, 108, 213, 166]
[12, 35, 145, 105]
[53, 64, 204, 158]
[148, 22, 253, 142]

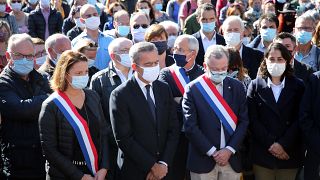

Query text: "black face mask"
[152, 41, 168, 55]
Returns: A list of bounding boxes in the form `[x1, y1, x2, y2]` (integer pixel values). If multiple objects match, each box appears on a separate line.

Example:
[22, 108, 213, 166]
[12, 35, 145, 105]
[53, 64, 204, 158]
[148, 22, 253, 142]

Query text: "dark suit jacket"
[242, 45, 264, 79]
[158, 64, 205, 128]
[193, 31, 226, 66]
[294, 59, 314, 82]
[182, 76, 249, 173]
[109, 76, 179, 179]
[299, 72, 320, 179]
[247, 76, 305, 169]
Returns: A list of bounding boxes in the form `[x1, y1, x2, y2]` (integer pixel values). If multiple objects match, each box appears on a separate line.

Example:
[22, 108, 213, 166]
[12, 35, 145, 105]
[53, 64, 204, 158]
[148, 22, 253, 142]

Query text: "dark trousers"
[166, 132, 190, 180]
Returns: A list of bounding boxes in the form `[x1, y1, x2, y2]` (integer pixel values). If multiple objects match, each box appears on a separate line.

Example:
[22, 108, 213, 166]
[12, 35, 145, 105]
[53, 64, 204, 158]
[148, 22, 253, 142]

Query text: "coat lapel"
[257, 78, 280, 116]
[222, 78, 233, 106]
[152, 81, 163, 129]
[276, 77, 295, 109]
[131, 76, 156, 127]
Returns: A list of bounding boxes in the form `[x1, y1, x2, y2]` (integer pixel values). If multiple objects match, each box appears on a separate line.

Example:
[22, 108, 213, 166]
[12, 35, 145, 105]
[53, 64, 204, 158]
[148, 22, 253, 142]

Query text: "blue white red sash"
[194, 75, 238, 135]
[48, 91, 99, 175]
[169, 65, 190, 94]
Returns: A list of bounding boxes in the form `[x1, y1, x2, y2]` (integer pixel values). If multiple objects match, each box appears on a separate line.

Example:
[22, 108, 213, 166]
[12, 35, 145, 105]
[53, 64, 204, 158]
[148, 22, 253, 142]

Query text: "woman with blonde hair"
[39, 50, 109, 180]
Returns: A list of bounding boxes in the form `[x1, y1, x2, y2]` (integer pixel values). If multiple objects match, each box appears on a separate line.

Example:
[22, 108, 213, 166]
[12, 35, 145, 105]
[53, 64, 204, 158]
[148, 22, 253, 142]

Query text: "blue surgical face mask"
[210, 70, 228, 84]
[201, 22, 216, 33]
[70, 74, 89, 89]
[117, 25, 130, 37]
[88, 59, 95, 68]
[12, 58, 34, 75]
[173, 53, 188, 67]
[296, 30, 313, 45]
[260, 28, 277, 42]
[228, 70, 239, 78]
[154, 3, 163, 11]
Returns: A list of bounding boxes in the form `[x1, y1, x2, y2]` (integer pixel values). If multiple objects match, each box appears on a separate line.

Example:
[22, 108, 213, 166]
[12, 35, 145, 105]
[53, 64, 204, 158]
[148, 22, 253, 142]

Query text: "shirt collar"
[200, 30, 216, 41]
[135, 73, 152, 89]
[267, 77, 286, 88]
[114, 63, 133, 77]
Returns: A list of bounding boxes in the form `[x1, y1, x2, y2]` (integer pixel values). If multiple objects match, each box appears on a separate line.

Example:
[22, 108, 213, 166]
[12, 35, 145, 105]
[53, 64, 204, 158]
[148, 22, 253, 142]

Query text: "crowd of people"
[1, 0, 320, 179]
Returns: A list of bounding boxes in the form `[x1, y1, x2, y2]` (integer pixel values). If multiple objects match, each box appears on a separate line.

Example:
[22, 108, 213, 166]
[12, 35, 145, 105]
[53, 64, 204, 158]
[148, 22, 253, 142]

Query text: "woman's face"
[150, 32, 167, 42]
[266, 49, 286, 64]
[66, 61, 89, 86]
[0, 26, 10, 43]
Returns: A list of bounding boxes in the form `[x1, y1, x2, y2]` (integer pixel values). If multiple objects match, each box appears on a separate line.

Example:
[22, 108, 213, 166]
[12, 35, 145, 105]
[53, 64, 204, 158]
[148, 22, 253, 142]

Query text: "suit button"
[286, 121, 290, 125]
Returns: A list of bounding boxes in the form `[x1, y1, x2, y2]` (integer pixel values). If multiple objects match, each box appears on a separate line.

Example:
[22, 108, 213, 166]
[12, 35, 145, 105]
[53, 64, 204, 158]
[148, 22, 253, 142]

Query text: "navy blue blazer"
[242, 45, 264, 79]
[247, 76, 305, 169]
[182, 76, 249, 173]
[299, 72, 320, 179]
[193, 31, 226, 66]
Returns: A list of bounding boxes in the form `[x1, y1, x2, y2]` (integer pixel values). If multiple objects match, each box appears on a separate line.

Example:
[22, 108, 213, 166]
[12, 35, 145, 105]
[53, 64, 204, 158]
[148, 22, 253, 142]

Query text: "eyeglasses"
[11, 0, 21, 3]
[296, 27, 314, 32]
[10, 52, 35, 59]
[133, 24, 149, 29]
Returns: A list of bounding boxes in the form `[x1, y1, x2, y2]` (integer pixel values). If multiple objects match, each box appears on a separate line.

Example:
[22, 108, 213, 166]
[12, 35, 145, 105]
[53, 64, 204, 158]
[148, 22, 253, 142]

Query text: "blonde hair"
[51, 50, 88, 91]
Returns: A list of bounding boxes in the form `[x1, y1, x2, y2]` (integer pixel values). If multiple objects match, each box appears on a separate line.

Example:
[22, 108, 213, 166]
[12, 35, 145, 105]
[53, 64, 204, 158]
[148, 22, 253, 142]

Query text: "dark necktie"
[145, 85, 156, 121]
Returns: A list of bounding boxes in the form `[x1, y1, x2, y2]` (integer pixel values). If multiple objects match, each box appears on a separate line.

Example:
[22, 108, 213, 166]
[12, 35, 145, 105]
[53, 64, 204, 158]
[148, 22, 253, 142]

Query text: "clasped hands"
[81, 169, 107, 180]
[146, 163, 168, 180]
[212, 148, 232, 167]
[268, 142, 290, 160]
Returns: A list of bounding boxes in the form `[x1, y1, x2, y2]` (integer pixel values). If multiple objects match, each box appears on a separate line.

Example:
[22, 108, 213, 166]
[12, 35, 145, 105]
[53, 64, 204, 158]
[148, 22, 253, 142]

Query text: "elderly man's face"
[115, 14, 130, 27]
[173, 38, 195, 59]
[204, 54, 229, 73]
[224, 20, 244, 39]
[165, 26, 178, 36]
[131, 14, 149, 29]
[111, 40, 132, 63]
[132, 50, 159, 82]
[48, 38, 71, 60]
[7, 39, 34, 65]
[294, 19, 314, 34]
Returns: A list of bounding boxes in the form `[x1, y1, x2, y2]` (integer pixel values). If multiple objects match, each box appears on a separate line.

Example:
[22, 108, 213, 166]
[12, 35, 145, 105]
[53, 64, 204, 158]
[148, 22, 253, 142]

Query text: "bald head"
[108, 37, 133, 54]
[45, 34, 71, 60]
[130, 12, 150, 26]
[80, 4, 97, 17]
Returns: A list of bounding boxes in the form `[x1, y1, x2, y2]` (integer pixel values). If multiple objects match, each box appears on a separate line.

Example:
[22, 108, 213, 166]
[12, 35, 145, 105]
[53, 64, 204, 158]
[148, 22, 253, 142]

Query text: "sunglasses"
[133, 24, 148, 29]
[11, 0, 21, 3]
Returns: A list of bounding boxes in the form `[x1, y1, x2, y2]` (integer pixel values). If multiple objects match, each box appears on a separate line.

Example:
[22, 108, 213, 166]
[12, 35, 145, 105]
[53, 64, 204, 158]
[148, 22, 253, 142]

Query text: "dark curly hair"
[258, 42, 293, 79]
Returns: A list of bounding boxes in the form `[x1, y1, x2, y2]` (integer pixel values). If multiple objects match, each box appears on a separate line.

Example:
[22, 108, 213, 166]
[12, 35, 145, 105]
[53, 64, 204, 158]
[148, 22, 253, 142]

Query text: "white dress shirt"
[200, 30, 217, 52]
[206, 81, 236, 156]
[114, 65, 133, 83]
[267, 77, 286, 102]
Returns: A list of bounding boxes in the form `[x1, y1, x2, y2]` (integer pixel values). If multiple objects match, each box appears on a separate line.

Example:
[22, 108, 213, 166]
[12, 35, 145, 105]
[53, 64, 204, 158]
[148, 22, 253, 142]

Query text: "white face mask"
[139, 8, 150, 15]
[138, 64, 160, 83]
[36, 56, 47, 65]
[85, 16, 100, 30]
[132, 27, 147, 43]
[224, 32, 241, 47]
[266, 62, 286, 77]
[0, 5, 6, 12]
[167, 35, 177, 48]
[117, 54, 131, 68]
[88, 59, 95, 68]
[11, 2, 22, 11]
[75, 18, 85, 28]
[242, 37, 251, 45]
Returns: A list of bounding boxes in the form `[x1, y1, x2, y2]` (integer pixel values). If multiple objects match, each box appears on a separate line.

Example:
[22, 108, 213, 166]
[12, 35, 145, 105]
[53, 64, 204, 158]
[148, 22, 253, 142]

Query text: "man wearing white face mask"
[293, 13, 320, 71]
[193, 3, 226, 66]
[72, 4, 114, 70]
[28, 0, 63, 40]
[248, 13, 279, 53]
[109, 42, 179, 180]
[222, 15, 264, 79]
[39, 33, 71, 79]
[130, 12, 150, 43]
[90, 37, 133, 180]
[182, 45, 248, 180]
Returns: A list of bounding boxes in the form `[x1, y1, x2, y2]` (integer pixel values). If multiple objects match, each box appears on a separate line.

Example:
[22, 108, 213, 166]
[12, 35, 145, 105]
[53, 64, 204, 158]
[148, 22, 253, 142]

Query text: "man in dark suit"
[299, 71, 320, 180]
[182, 45, 249, 179]
[221, 16, 263, 79]
[274, 32, 314, 82]
[109, 42, 179, 180]
[90, 37, 134, 180]
[158, 34, 204, 180]
[192, 3, 226, 66]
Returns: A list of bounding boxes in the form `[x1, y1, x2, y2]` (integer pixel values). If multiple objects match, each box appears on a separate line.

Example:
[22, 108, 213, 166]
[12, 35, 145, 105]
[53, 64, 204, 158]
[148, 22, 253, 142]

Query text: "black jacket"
[62, 17, 75, 35]
[193, 31, 226, 66]
[67, 26, 83, 41]
[39, 58, 55, 79]
[109, 76, 179, 179]
[0, 68, 51, 178]
[28, 7, 63, 40]
[247, 76, 305, 169]
[294, 59, 314, 82]
[39, 89, 109, 179]
[299, 71, 320, 179]
[242, 45, 264, 79]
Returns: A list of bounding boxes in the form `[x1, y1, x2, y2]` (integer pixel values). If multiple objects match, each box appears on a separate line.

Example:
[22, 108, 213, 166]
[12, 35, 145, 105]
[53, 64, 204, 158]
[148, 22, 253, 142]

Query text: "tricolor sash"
[169, 65, 190, 94]
[194, 75, 238, 135]
[48, 91, 99, 175]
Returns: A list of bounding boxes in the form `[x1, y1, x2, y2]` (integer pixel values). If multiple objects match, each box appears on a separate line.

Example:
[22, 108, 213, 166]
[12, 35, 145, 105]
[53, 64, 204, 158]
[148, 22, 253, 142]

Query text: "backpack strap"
[253, 36, 261, 49]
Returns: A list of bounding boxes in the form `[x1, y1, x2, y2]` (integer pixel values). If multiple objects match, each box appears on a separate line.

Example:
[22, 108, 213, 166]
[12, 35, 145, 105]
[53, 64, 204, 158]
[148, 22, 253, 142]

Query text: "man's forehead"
[132, 15, 148, 24]
[83, 7, 97, 15]
[12, 41, 34, 53]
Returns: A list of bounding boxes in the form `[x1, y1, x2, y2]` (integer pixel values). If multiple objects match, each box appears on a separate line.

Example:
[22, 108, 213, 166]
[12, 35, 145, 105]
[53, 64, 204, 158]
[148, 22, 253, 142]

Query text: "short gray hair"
[108, 37, 133, 53]
[222, 16, 245, 32]
[296, 13, 316, 28]
[45, 33, 70, 53]
[159, 21, 179, 33]
[175, 34, 199, 52]
[129, 42, 157, 63]
[204, 45, 229, 64]
[7, 33, 33, 52]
